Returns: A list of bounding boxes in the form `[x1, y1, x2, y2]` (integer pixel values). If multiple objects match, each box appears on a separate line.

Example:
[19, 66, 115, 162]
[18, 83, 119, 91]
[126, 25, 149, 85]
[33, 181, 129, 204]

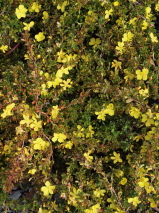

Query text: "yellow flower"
[81, 54, 90, 62]
[115, 169, 124, 177]
[85, 11, 98, 23]
[104, 103, 114, 116]
[145, 185, 156, 194]
[51, 105, 60, 119]
[32, 138, 49, 150]
[0, 45, 8, 53]
[111, 152, 122, 164]
[89, 38, 101, 47]
[93, 188, 106, 197]
[139, 88, 149, 96]
[42, 11, 49, 20]
[29, 2, 41, 13]
[41, 181, 55, 196]
[115, 208, 125, 213]
[128, 197, 141, 207]
[24, 54, 29, 60]
[30, 120, 42, 131]
[63, 141, 73, 149]
[124, 69, 134, 81]
[1, 103, 15, 118]
[142, 20, 149, 30]
[23, 21, 34, 31]
[122, 31, 134, 42]
[145, 128, 156, 141]
[86, 125, 94, 138]
[16, 126, 25, 135]
[146, 7, 151, 14]
[116, 17, 125, 26]
[84, 151, 93, 162]
[155, 2, 159, 11]
[15, 4, 27, 19]
[150, 32, 158, 43]
[129, 107, 140, 119]
[105, 9, 113, 20]
[28, 169, 37, 174]
[119, 177, 127, 185]
[30, 114, 42, 131]
[68, 187, 82, 207]
[38, 207, 51, 213]
[138, 177, 149, 188]
[85, 204, 101, 213]
[52, 77, 63, 88]
[129, 17, 137, 25]
[20, 112, 32, 127]
[95, 109, 106, 121]
[148, 198, 157, 208]
[60, 79, 72, 90]
[141, 114, 154, 127]
[35, 32, 45, 42]
[126, 154, 131, 164]
[57, 49, 66, 62]
[95, 104, 114, 120]
[41, 84, 48, 96]
[113, 1, 119, 6]
[57, 1, 68, 12]
[111, 60, 122, 71]
[136, 68, 149, 80]
[107, 198, 117, 209]
[73, 125, 85, 138]
[115, 41, 125, 53]
[52, 133, 67, 143]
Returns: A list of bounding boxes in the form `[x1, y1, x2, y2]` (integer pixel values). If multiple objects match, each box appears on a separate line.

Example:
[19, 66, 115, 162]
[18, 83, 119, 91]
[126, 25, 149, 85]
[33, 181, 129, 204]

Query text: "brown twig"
[5, 42, 20, 56]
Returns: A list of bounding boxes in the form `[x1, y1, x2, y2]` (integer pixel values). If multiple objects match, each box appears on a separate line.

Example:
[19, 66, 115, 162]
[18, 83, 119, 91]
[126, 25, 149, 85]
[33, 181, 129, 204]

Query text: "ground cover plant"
[0, 0, 159, 212]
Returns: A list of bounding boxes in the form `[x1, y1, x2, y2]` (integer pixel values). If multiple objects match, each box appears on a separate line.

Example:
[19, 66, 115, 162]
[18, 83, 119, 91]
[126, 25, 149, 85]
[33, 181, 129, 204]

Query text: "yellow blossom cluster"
[20, 112, 42, 132]
[85, 203, 101, 213]
[40, 65, 73, 96]
[116, 31, 134, 54]
[95, 103, 114, 121]
[57, 1, 68, 12]
[57, 50, 77, 63]
[85, 10, 98, 23]
[51, 105, 60, 119]
[73, 125, 94, 138]
[1, 103, 15, 118]
[15, 3, 46, 42]
[68, 187, 83, 207]
[52, 133, 73, 149]
[105, 8, 113, 20]
[93, 188, 106, 197]
[128, 197, 141, 207]
[2, 1, 159, 212]
[84, 150, 94, 162]
[40, 50, 75, 96]
[32, 138, 50, 150]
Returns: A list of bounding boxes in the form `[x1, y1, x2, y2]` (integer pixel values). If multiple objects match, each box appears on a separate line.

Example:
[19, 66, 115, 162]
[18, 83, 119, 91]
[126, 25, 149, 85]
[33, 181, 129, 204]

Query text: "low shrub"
[0, 0, 159, 212]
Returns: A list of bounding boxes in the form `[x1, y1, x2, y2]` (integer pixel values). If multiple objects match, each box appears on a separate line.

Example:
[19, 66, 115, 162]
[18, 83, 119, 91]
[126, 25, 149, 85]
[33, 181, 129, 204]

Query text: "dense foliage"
[0, 0, 159, 212]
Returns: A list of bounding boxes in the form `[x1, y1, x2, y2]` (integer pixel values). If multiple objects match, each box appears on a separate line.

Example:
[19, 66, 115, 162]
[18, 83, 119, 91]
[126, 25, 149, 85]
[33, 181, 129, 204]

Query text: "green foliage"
[0, 0, 159, 212]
